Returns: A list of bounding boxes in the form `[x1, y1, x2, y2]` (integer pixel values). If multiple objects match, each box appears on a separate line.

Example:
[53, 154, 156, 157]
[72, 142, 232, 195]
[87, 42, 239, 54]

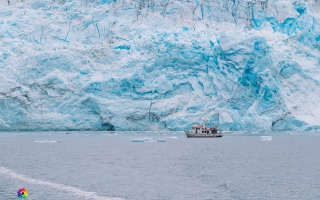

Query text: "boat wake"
[0, 166, 122, 200]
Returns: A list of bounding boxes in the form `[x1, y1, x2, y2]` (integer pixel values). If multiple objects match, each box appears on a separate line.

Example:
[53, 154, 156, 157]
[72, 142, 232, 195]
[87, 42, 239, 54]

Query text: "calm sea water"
[1, 131, 320, 200]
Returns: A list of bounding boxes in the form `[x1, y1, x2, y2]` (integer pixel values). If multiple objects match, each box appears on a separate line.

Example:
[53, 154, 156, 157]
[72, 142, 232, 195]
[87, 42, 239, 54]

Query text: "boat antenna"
[203, 118, 207, 129]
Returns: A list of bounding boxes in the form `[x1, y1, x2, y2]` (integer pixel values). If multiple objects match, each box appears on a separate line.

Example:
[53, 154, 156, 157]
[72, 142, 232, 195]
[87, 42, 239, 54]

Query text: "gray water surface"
[1, 131, 320, 200]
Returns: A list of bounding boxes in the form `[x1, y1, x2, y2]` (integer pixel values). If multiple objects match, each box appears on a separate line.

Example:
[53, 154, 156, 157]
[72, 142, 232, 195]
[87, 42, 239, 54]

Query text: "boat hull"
[185, 131, 223, 138]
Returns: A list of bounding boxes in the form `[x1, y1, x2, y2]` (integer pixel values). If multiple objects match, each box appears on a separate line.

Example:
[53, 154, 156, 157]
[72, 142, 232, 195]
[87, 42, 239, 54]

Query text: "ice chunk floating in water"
[0, 0, 319, 131]
[260, 136, 272, 141]
[155, 138, 166, 142]
[131, 138, 153, 142]
[34, 140, 59, 143]
[131, 138, 166, 142]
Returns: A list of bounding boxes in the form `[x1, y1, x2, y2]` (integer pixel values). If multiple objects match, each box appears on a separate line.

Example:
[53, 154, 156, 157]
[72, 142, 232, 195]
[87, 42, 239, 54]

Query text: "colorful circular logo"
[17, 188, 28, 199]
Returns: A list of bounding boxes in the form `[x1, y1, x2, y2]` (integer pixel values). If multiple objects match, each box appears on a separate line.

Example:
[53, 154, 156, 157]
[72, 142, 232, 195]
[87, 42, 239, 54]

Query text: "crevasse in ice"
[0, 0, 319, 131]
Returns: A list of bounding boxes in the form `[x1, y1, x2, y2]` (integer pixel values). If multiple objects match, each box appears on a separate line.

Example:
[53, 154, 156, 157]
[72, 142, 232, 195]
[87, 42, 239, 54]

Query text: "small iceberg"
[222, 131, 230, 134]
[155, 138, 166, 142]
[131, 138, 166, 142]
[166, 136, 178, 139]
[260, 136, 272, 141]
[144, 139, 157, 142]
[34, 140, 58, 143]
[131, 138, 153, 142]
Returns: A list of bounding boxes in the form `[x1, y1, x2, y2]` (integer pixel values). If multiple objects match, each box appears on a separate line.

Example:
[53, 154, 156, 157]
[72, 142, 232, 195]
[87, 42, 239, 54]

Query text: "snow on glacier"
[0, 0, 319, 131]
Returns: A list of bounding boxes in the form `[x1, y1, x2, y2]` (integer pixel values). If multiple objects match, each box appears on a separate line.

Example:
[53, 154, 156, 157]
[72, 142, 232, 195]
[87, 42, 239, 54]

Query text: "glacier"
[0, 0, 319, 131]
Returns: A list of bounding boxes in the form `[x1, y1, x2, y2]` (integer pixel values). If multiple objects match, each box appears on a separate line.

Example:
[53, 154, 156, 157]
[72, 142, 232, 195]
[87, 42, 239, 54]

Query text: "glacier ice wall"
[0, 0, 319, 131]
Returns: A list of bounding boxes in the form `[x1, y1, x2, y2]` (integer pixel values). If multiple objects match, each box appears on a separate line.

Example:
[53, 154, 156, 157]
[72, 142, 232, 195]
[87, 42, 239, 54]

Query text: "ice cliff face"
[0, 0, 319, 131]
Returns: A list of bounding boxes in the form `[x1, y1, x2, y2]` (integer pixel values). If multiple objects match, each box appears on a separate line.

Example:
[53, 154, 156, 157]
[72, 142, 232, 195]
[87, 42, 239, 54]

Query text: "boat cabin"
[185, 119, 222, 137]
[191, 124, 217, 134]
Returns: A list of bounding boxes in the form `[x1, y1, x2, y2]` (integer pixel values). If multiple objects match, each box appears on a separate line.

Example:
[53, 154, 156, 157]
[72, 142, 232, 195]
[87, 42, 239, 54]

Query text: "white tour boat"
[184, 120, 222, 138]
